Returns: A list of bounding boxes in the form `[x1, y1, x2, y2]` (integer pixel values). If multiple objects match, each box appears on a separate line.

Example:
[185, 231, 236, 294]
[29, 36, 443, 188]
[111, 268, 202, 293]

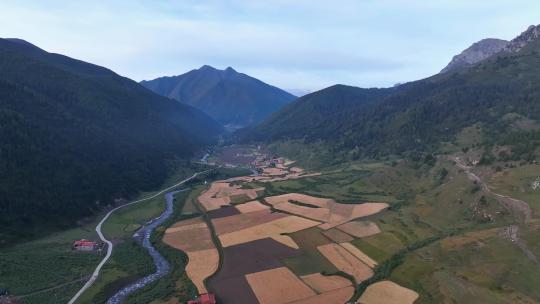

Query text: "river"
[106, 189, 186, 304]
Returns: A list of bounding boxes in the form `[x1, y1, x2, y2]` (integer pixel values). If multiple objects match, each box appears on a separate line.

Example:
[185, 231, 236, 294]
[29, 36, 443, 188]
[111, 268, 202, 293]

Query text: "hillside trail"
[453, 157, 538, 264]
[453, 157, 532, 222]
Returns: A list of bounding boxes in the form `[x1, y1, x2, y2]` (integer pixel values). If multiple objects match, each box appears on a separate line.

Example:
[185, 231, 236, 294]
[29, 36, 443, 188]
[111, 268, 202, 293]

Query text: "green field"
[0, 225, 101, 303]
[0, 164, 215, 303]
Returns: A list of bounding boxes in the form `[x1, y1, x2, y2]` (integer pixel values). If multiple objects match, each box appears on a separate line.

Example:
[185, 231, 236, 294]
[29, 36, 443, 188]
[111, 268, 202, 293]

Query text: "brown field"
[212, 210, 287, 235]
[359, 281, 419, 304]
[288, 286, 355, 304]
[198, 181, 264, 211]
[300, 273, 352, 293]
[317, 243, 374, 282]
[207, 206, 241, 219]
[337, 221, 381, 238]
[207, 238, 303, 304]
[218, 216, 321, 248]
[322, 228, 354, 243]
[245, 267, 316, 304]
[235, 200, 270, 213]
[339, 242, 378, 268]
[163, 217, 218, 293]
[185, 249, 219, 293]
[265, 193, 388, 229]
[163, 218, 214, 251]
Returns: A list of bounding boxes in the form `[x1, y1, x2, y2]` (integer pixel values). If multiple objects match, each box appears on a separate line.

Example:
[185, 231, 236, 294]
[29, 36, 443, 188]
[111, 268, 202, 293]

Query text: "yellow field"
[359, 281, 419, 304]
[218, 216, 320, 248]
[317, 243, 373, 282]
[337, 221, 381, 238]
[245, 267, 316, 304]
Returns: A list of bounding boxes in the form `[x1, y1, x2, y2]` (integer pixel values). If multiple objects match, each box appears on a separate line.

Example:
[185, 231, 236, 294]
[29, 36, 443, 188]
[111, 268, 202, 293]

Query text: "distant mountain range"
[141, 65, 296, 129]
[0, 38, 222, 245]
[238, 24, 540, 161]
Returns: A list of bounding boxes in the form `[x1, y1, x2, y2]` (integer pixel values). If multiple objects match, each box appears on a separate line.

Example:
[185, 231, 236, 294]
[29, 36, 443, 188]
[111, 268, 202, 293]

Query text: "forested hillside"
[141, 65, 295, 128]
[0, 39, 222, 246]
[238, 32, 540, 161]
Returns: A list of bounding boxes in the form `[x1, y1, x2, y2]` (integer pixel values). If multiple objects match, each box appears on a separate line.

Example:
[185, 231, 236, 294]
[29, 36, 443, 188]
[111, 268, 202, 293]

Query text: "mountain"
[441, 38, 508, 73]
[0, 38, 222, 245]
[238, 85, 394, 142]
[238, 25, 540, 161]
[503, 24, 540, 53]
[141, 65, 296, 128]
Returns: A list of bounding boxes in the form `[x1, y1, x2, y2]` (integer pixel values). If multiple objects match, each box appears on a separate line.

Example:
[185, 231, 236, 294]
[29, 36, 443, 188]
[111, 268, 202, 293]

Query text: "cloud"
[0, 0, 540, 91]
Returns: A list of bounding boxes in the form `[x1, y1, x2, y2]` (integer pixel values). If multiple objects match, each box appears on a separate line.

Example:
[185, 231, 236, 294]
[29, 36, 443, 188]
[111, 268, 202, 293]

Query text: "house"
[72, 239, 96, 251]
[187, 293, 216, 304]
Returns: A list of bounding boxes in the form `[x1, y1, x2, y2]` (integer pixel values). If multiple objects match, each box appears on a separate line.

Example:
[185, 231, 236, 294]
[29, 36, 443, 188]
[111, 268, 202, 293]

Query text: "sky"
[1, 1, 540, 95]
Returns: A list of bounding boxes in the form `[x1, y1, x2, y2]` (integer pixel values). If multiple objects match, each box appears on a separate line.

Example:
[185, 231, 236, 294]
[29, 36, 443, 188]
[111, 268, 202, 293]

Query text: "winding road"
[68, 170, 212, 304]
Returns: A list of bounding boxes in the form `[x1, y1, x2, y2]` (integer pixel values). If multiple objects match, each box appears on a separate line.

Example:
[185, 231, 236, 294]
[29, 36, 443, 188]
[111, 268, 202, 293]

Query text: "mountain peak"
[503, 24, 540, 53]
[2, 38, 45, 53]
[141, 66, 295, 127]
[199, 65, 217, 71]
[441, 38, 508, 73]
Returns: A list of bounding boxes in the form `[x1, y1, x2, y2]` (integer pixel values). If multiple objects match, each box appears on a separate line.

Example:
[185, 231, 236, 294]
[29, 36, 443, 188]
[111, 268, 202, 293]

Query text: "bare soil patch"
[265, 193, 388, 229]
[300, 273, 352, 293]
[207, 238, 302, 304]
[337, 221, 381, 238]
[207, 206, 240, 219]
[245, 267, 316, 304]
[163, 218, 218, 294]
[163, 218, 214, 252]
[235, 200, 270, 213]
[185, 249, 219, 294]
[198, 182, 263, 211]
[317, 243, 373, 282]
[359, 281, 419, 304]
[212, 209, 286, 235]
[218, 215, 320, 248]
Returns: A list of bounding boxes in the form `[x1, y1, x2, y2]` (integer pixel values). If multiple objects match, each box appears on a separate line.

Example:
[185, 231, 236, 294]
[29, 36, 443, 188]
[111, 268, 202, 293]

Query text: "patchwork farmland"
[162, 147, 419, 304]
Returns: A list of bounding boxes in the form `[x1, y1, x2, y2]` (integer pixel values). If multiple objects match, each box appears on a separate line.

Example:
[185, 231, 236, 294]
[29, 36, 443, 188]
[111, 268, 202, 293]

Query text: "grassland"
[489, 164, 540, 213]
[258, 144, 539, 303]
[0, 225, 101, 304]
[0, 163, 221, 303]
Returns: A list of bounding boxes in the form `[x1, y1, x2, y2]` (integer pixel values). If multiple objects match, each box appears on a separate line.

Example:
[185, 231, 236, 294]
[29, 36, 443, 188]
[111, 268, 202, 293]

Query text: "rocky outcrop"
[503, 24, 540, 53]
[441, 38, 508, 73]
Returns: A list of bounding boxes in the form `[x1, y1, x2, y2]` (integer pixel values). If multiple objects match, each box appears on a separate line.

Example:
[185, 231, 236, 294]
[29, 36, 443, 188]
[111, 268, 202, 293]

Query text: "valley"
[1, 6, 540, 304]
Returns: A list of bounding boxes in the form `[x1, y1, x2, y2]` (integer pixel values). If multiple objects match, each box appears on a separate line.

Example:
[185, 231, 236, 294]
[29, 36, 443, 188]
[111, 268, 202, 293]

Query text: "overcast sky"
[1, 1, 540, 94]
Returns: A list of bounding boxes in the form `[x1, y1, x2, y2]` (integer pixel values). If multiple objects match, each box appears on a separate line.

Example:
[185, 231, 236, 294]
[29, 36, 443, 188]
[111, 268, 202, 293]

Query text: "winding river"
[106, 189, 185, 304]
[69, 169, 212, 304]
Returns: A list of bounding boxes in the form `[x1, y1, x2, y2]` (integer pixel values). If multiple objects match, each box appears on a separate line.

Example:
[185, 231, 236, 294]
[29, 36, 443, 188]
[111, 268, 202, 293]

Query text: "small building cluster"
[72, 239, 97, 251]
[187, 293, 216, 304]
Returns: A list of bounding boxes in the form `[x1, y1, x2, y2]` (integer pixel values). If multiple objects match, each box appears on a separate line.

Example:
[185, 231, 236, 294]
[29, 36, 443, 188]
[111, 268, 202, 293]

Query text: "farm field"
[180, 146, 540, 303]
[166, 150, 416, 304]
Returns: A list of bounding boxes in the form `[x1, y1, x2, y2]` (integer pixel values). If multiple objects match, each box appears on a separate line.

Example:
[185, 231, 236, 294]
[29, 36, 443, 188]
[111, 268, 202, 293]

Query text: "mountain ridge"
[441, 38, 508, 73]
[238, 24, 540, 161]
[0, 38, 222, 245]
[141, 65, 296, 128]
